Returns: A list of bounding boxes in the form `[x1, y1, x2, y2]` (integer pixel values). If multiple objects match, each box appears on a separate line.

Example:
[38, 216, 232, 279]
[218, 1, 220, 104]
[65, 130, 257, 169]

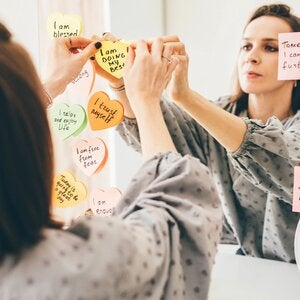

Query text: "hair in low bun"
[0, 23, 12, 42]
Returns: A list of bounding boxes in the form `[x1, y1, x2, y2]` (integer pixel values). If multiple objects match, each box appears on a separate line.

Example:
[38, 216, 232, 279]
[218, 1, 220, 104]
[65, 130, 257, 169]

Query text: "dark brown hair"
[0, 23, 61, 261]
[230, 4, 300, 115]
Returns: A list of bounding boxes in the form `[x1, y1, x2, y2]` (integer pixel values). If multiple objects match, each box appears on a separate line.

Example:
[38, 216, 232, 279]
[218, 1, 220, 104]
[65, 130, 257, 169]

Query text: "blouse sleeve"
[228, 115, 300, 201]
[116, 96, 209, 165]
[72, 152, 222, 300]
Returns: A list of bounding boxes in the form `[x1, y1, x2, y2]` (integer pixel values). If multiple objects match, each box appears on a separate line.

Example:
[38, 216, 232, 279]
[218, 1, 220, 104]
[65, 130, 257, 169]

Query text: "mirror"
[1, 0, 300, 299]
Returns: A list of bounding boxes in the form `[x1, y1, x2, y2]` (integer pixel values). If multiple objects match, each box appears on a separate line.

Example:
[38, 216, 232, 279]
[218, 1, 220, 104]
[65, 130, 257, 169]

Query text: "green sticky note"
[50, 103, 87, 140]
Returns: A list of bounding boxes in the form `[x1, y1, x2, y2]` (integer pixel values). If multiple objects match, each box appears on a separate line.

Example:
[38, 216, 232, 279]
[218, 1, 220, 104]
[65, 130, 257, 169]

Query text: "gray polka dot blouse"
[0, 152, 222, 300]
[117, 96, 300, 263]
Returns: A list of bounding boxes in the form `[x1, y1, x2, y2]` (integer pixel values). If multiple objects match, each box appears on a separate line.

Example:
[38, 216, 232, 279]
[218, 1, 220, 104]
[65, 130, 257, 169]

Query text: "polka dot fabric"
[117, 96, 300, 262]
[0, 152, 222, 300]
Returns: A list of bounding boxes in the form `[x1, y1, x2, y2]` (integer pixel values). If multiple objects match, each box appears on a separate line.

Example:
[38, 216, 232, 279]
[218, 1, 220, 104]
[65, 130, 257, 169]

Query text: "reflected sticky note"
[89, 187, 122, 216]
[95, 40, 129, 79]
[67, 60, 95, 98]
[292, 166, 300, 212]
[47, 12, 82, 39]
[52, 172, 87, 208]
[278, 32, 300, 80]
[50, 103, 87, 140]
[87, 91, 124, 130]
[72, 138, 108, 176]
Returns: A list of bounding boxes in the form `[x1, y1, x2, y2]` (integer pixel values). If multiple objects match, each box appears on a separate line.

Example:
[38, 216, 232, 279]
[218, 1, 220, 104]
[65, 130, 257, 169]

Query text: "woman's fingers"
[124, 44, 136, 73]
[166, 56, 179, 76]
[64, 36, 93, 50]
[150, 38, 164, 61]
[147, 35, 180, 44]
[162, 41, 186, 58]
[79, 40, 102, 60]
[135, 39, 150, 57]
[102, 32, 120, 42]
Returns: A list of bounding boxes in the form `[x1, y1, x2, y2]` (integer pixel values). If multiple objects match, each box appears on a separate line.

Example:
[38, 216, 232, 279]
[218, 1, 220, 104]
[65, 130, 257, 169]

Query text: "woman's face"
[238, 16, 293, 95]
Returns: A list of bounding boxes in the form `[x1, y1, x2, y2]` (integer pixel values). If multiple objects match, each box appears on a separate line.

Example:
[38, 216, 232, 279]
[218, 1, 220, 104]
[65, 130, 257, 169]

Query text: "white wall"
[109, 0, 165, 39]
[0, 0, 39, 67]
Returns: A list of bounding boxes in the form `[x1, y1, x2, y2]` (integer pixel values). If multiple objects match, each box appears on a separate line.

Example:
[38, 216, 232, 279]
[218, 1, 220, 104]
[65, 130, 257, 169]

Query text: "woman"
[110, 4, 300, 262]
[0, 23, 221, 299]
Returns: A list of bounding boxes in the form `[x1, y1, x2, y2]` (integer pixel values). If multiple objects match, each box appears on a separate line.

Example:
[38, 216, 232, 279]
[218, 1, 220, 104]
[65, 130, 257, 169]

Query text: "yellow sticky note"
[95, 40, 129, 79]
[52, 172, 87, 208]
[47, 12, 82, 39]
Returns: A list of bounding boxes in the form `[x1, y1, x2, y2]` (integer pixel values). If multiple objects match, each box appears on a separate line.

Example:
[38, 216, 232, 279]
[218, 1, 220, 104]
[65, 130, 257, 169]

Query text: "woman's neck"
[248, 89, 293, 123]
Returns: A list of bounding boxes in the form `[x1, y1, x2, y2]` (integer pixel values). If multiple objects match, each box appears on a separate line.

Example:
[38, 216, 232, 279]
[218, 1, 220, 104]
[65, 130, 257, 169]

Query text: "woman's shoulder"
[213, 95, 237, 112]
[283, 109, 300, 129]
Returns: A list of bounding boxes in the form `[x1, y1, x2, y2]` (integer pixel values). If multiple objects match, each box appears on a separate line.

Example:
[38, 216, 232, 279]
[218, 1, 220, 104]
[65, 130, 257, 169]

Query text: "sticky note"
[278, 32, 300, 80]
[67, 60, 95, 98]
[87, 91, 124, 130]
[47, 12, 82, 39]
[50, 103, 87, 140]
[72, 138, 108, 176]
[89, 187, 122, 216]
[52, 172, 87, 208]
[292, 166, 300, 212]
[95, 40, 129, 79]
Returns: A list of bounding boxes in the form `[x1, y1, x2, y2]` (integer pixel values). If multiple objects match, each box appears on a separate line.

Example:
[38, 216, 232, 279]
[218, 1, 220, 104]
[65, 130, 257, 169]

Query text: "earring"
[295, 81, 298, 88]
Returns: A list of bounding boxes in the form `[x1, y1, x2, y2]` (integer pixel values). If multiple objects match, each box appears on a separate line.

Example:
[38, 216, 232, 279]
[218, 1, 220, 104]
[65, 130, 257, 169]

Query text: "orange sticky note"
[292, 166, 300, 212]
[278, 32, 300, 80]
[87, 91, 124, 130]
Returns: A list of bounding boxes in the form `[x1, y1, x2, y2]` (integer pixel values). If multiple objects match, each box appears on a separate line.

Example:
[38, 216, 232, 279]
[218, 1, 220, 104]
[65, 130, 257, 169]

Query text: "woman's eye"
[265, 45, 278, 52]
[241, 44, 251, 51]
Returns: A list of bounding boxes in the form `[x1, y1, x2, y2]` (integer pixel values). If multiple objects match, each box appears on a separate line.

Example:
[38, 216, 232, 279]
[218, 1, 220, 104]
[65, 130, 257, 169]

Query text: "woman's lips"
[246, 71, 262, 78]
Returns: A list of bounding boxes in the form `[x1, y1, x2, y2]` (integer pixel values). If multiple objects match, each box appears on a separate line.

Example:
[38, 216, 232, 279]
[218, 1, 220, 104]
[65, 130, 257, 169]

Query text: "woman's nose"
[245, 51, 261, 64]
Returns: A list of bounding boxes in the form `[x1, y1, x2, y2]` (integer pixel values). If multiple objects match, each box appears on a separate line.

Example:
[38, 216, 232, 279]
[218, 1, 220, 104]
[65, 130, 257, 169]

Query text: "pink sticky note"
[72, 138, 108, 176]
[292, 166, 300, 212]
[278, 32, 300, 80]
[66, 60, 95, 98]
[89, 187, 122, 216]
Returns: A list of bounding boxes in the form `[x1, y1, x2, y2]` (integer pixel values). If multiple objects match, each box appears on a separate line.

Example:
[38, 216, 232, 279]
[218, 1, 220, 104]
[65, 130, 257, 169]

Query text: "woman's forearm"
[109, 84, 136, 119]
[176, 89, 247, 153]
[135, 102, 177, 160]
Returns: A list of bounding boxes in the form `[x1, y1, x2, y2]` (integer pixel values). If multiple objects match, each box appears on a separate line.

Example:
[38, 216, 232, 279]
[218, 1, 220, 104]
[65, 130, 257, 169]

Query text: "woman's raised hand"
[159, 35, 191, 103]
[123, 38, 178, 114]
[44, 36, 101, 98]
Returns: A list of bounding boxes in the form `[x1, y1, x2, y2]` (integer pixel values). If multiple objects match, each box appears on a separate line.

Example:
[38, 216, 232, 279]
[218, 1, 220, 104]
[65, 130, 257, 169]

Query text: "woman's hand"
[44, 37, 101, 98]
[123, 38, 178, 114]
[123, 38, 178, 160]
[158, 35, 191, 103]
